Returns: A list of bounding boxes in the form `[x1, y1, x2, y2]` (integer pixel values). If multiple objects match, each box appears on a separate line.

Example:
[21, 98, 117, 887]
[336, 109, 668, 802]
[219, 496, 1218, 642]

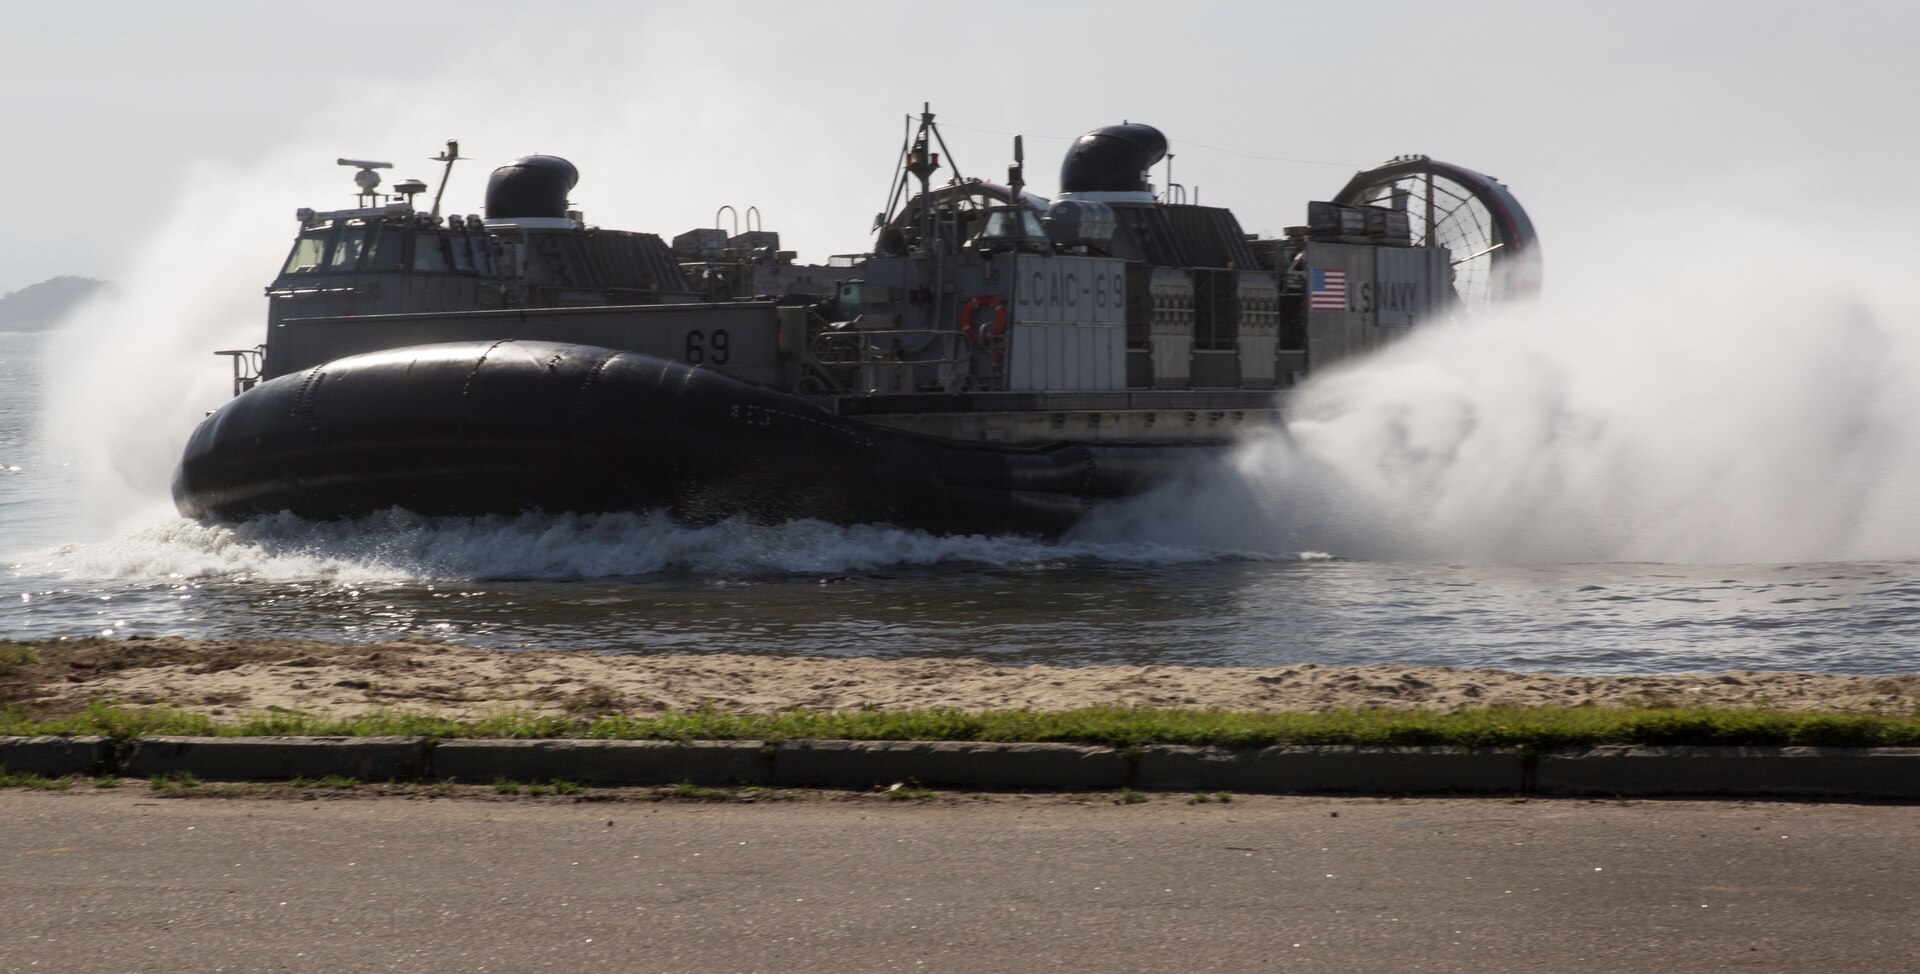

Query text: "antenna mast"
[903, 104, 943, 249]
[429, 140, 462, 220]
[1008, 134, 1025, 203]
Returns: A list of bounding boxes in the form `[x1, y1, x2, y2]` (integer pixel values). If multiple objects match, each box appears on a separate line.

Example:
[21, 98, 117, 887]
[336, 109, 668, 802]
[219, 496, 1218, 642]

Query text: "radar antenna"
[339, 158, 393, 206]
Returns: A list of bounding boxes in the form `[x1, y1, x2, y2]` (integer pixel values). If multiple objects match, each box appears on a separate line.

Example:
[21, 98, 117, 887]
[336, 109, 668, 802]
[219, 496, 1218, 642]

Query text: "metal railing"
[215, 347, 265, 397]
[808, 327, 990, 394]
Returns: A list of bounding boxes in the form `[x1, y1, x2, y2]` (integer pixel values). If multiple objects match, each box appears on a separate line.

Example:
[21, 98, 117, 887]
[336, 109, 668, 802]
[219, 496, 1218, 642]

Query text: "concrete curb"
[1536, 746, 1920, 799]
[0, 736, 112, 777]
[1136, 745, 1526, 794]
[122, 737, 429, 782]
[771, 741, 1126, 791]
[434, 740, 771, 786]
[6, 737, 1920, 799]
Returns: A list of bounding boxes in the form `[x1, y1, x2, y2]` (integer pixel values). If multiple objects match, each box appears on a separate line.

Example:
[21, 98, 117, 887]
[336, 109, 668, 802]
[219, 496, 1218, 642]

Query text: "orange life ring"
[959, 293, 1008, 346]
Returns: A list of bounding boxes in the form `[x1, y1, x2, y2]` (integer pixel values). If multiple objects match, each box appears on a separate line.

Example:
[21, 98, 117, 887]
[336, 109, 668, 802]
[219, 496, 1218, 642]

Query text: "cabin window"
[329, 228, 368, 271]
[449, 234, 475, 272]
[470, 235, 496, 275]
[361, 229, 403, 272]
[413, 233, 450, 272]
[283, 235, 328, 274]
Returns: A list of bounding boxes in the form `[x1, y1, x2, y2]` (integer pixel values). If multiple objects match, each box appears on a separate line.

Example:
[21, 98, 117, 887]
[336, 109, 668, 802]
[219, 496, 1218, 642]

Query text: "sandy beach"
[4, 637, 1917, 720]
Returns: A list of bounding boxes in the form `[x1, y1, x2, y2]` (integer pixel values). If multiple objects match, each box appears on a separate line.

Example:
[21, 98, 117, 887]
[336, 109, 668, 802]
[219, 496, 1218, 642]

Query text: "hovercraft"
[173, 109, 1538, 536]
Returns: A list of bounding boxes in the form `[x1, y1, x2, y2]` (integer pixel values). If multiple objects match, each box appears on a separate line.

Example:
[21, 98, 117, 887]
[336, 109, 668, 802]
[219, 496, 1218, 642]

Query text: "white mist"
[1086, 224, 1920, 564]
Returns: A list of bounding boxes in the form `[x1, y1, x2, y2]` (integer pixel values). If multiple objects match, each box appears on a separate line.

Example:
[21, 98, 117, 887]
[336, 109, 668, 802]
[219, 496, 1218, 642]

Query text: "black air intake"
[1059, 123, 1168, 194]
[484, 155, 579, 219]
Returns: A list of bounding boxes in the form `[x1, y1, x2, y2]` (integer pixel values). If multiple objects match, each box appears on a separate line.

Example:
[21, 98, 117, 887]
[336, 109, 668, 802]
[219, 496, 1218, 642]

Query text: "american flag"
[1310, 268, 1347, 311]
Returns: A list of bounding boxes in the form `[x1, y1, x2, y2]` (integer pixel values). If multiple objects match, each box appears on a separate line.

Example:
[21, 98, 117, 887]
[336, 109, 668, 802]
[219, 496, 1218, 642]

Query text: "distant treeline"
[0, 276, 111, 331]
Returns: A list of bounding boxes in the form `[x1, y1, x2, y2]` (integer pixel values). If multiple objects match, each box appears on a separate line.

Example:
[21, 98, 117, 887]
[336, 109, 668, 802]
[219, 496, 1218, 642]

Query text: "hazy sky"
[4, 0, 1915, 297]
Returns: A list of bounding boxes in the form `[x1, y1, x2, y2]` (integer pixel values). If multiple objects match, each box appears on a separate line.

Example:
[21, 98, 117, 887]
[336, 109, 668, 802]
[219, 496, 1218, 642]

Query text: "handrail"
[811, 328, 968, 361]
[214, 346, 265, 397]
[808, 325, 992, 393]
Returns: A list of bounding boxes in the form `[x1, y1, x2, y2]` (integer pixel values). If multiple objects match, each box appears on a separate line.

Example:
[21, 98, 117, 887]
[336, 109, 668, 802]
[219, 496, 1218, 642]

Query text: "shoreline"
[5, 637, 1917, 720]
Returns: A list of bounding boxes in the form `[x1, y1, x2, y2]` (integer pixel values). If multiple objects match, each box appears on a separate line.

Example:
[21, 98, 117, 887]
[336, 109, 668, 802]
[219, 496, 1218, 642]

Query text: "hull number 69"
[685, 329, 731, 365]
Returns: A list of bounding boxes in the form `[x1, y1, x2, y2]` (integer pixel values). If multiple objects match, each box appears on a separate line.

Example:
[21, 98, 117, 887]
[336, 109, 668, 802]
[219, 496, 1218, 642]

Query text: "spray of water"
[20, 510, 1246, 585]
[41, 157, 311, 534]
[1083, 257, 1920, 564]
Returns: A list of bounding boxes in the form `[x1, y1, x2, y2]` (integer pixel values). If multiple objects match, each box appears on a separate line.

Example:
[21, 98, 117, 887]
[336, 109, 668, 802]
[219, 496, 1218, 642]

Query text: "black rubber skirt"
[172, 340, 1216, 537]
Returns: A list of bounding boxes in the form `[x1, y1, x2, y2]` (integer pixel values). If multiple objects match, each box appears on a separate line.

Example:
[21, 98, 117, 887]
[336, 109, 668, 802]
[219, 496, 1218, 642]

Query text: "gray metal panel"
[1277, 350, 1308, 387]
[1007, 322, 1125, 391]
[1236, 270, 1280, 387]
[1375, 247, 1448, 327]
[1126, 348, 1152, 388]
[1190, 349, 1240, 388]
[272, 302, 788, 386]
[997, 253, 1129, 392]
[1148, 268, 1192, 388]
[1237, 334, 1277, 388]
[1010, 255, 1126, 325]
[1302, 242, 1377, 370]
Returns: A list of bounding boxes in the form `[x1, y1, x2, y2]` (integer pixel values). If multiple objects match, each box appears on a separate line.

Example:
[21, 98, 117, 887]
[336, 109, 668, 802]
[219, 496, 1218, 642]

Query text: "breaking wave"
[14, 509, 1274, 587]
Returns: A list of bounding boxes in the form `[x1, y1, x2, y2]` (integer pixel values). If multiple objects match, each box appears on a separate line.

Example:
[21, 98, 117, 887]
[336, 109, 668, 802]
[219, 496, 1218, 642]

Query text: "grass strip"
[4, 700, 1920, 748]
[0, 768, 76, 790]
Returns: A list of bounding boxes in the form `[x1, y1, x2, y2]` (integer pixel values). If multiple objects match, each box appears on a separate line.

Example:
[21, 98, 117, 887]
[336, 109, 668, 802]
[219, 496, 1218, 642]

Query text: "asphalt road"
[2, 788, 1916, 972]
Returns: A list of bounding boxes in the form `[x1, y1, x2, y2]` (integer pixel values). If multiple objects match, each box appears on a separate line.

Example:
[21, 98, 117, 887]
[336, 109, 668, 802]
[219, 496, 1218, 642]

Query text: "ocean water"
[5, 293, 1920, 676]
